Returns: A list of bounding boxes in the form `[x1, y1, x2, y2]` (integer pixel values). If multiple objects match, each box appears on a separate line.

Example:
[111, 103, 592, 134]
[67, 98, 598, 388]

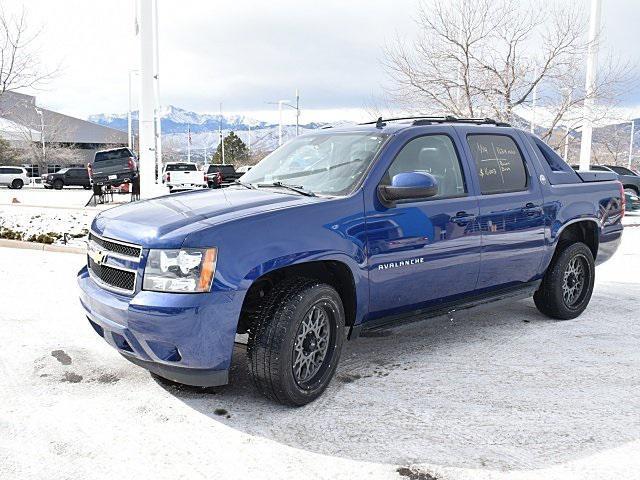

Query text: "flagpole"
[187, 124, 191, 162]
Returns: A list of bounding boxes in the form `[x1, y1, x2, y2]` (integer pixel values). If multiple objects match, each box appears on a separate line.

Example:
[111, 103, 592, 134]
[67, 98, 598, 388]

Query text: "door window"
[384, 135, 466, 199]
[467, 135, 528, 194]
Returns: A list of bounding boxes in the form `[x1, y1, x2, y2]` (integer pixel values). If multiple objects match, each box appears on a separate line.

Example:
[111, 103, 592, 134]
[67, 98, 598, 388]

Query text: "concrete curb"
[0, 238, 85, 254]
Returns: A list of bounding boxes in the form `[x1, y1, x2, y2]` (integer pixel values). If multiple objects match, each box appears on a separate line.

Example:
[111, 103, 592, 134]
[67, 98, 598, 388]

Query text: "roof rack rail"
[360, 116, 511, 128]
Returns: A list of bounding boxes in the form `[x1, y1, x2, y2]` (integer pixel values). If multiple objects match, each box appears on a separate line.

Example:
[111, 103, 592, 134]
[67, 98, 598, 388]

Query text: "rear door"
[365, 127, 481, 319]
[0, 167, 9, 185]
[458, 128, 546, 290]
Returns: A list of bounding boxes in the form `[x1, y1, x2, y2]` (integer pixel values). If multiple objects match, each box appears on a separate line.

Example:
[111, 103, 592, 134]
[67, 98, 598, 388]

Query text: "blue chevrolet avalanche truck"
[78, 117, 624, 405]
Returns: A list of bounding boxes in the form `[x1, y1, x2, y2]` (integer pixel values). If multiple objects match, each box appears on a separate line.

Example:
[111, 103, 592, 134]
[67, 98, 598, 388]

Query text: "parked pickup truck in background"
[43, 167, 91, 190]
[89, 147, 138, 187]
[205, 163, 241, 188]
[162, 162, 207, 192]
[78, 117, 624, 406]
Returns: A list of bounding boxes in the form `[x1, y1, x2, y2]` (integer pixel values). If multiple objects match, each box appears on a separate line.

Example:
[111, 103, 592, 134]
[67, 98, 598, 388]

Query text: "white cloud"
[2, 0, 639, 122]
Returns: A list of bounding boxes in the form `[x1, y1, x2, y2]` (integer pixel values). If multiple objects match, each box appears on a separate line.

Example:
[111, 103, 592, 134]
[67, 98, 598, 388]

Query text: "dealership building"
[0, 91, 127, 175]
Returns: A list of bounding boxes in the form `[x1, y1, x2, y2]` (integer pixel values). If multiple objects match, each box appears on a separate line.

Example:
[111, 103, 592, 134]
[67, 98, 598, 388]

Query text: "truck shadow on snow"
[154, 291, 640, 472]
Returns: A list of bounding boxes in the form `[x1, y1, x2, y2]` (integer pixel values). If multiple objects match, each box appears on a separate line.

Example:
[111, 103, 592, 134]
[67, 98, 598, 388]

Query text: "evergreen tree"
[0, 136, 17, 163]
[211, 131, 248, 164]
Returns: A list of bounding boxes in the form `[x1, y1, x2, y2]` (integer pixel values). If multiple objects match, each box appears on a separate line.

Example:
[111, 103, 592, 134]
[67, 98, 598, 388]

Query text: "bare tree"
[592, 122, 632, 166]
[382, 0, 634, 143]
[0, 7, 54, 95]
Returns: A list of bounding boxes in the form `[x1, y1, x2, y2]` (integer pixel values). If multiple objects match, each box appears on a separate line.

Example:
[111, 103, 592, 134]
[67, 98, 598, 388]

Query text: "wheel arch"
[238, 258, 359, 335]
[554, 218, 599, 260]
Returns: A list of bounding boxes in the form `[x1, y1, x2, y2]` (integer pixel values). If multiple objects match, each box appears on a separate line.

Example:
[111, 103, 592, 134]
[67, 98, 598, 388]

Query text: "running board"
[349, 280, 541, 340]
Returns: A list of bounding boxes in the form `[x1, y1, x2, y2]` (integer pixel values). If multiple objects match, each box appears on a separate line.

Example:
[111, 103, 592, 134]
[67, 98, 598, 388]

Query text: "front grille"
[89, 232, 141, 258]
[88, 257, 136, 293]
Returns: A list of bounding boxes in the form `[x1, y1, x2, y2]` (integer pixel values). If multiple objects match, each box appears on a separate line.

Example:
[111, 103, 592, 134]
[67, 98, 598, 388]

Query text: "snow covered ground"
[0, 185, 162, 247]
[1, 226, 640, 479]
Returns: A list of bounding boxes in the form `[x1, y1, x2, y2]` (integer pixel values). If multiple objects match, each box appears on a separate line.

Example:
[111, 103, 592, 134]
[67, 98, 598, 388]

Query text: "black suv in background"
[205, 164, 241, 188]
[43, 167, 91, 190]
[605, 165, 640, 195]
[89, 147, 138, 187]
[572, 164, 640, 195]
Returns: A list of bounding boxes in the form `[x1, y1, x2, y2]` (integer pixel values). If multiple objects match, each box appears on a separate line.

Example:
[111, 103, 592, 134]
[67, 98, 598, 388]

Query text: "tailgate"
[169, 171, 200, 183]
[93, 160, 127, 176]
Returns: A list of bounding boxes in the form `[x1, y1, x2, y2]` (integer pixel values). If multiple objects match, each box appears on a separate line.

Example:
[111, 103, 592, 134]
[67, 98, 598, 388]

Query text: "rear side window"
[609, 166, 636, 176]
[534, 138, 571, 172]
[166, 164, 197, 171]
[95, 148, 133, 162]
[467, 135, 528, 194]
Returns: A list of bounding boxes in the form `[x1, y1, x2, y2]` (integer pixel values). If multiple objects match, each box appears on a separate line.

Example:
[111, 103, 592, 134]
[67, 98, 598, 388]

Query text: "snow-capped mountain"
[88, 105, 326, 134]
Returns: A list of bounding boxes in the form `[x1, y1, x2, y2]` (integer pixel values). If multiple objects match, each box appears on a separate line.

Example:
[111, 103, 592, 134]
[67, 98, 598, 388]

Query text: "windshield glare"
[240, 132, 388, 196]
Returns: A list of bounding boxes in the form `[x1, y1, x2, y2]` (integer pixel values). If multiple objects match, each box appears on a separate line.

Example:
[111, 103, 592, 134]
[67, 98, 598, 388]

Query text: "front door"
[365, 130, 481, 320]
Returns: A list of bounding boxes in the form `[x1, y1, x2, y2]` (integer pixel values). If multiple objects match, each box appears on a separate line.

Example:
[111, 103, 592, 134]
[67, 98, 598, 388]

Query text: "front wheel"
[534, 242, 595, 320]
[53, 179, 64, 190]
[11, 179, 23, 189]
[247, 278, 345, 406]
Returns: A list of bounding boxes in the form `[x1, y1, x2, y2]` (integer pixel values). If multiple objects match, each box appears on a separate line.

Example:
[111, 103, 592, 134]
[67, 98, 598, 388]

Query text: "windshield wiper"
[256, 181, 316, 197]
[233, 179, 256, 189]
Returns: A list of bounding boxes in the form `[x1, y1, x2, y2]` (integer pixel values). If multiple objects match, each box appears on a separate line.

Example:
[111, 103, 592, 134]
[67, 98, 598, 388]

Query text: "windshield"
[240, 131, 388, 196]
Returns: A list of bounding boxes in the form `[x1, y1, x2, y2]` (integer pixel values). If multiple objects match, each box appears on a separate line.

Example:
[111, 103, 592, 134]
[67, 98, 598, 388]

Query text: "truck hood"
[92, 187, 319, 248]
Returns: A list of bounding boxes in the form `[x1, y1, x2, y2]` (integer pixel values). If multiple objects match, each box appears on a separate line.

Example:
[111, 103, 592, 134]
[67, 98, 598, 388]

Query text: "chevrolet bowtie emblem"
[88, 247, 107, 265]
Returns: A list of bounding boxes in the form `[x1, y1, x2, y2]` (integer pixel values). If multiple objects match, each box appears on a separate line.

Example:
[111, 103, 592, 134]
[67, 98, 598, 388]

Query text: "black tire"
[53, 179, 64, 190]
[11, 179, 24, 189]
[534, 242, 595, 320]
[247, 277, 345, 406]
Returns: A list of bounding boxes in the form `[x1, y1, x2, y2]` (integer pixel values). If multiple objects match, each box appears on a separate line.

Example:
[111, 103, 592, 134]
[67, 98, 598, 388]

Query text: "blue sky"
[3, 0, 640, 123]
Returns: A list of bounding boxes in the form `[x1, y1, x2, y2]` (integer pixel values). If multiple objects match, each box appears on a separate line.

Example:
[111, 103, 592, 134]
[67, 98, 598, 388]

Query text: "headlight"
[143, 248, 217, 293]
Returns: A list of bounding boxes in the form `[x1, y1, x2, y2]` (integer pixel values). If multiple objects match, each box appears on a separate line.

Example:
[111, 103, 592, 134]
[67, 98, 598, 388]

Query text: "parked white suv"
[0, 166, 29, 189]
[162, 162, 206, 192]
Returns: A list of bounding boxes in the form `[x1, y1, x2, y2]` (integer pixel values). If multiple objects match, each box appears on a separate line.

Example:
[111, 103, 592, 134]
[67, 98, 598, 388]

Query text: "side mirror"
[378, 172, 438, 205]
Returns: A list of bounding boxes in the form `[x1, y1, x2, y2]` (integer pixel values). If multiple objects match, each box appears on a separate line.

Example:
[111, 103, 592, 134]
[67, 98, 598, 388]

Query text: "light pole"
[629, 119, 635, 169]
[153, 0, 162, 184]
[137, 0, 158, 197]
[578, 0, 602, 171]
[268, 92, 300, 146]
[128, 70, 138, 151]
[218, 102, 225, 165]
[530, 70, 539, 134]
[34, 108, 45, 161]
[247, 123, 251, 159]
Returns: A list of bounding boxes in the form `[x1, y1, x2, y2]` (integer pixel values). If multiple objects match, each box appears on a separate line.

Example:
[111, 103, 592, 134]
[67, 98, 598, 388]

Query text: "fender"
[540, 217, 601, 273]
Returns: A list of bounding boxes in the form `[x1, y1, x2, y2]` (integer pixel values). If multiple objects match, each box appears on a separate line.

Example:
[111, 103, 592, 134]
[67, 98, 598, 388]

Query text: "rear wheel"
[247, 277, 345, 406]
[11, 179, 23, 189]
[624, 187, 638, 196]
[53, 179, 64, 190]
[534, 242, 595, 320]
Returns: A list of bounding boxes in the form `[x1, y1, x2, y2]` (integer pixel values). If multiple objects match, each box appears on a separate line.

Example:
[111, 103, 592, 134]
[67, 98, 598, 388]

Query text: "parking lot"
[1, 218, 639, 479]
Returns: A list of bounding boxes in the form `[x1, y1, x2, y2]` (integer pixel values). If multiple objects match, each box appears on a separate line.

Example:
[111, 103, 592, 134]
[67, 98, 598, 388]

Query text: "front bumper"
[77, 265, 243, 386]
